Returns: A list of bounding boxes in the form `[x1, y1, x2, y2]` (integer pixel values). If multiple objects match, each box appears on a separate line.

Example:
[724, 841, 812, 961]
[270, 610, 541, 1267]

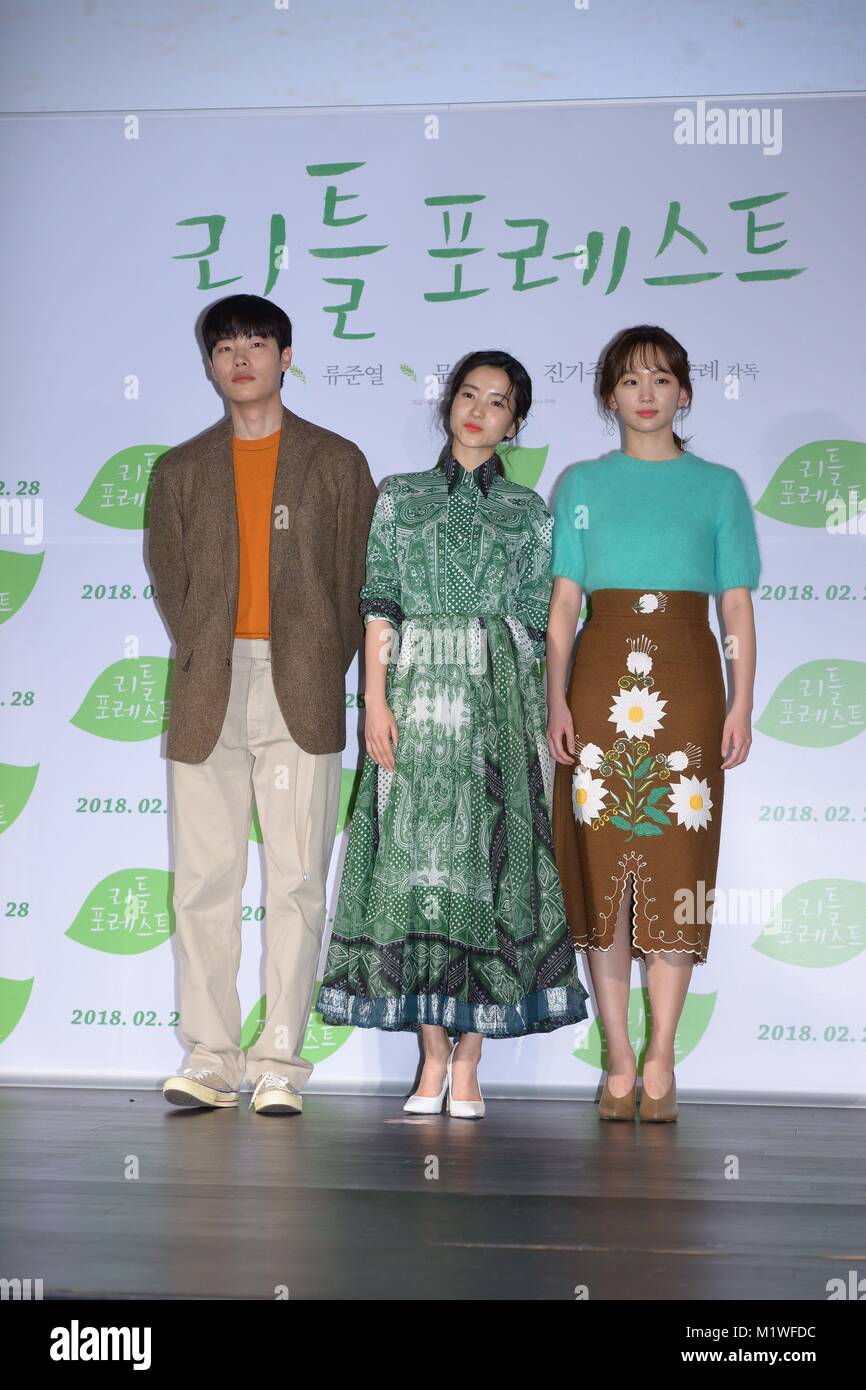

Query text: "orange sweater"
[232, 427, 280, 638]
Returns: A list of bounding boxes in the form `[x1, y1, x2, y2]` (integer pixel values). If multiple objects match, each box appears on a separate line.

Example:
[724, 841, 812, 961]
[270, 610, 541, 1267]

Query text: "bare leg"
[643, 951, 693, 1098]
[450, 1031, 483, 1100]
[412, 1023, 453, 1096]
[586, 879, 636, 1097]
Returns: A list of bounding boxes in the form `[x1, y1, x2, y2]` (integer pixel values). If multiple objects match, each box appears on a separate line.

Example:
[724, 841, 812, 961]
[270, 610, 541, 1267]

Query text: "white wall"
[0, 0, 863, 115]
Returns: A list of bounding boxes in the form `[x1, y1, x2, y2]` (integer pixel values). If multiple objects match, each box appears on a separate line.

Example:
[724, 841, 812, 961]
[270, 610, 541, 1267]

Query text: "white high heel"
[446, 1047, 486, 1120]
[402, 1043, 454, 1113]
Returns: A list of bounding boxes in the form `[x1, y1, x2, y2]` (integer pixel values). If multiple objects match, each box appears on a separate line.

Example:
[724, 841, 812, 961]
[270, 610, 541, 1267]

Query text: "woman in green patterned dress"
[316, 350, 588, 1117]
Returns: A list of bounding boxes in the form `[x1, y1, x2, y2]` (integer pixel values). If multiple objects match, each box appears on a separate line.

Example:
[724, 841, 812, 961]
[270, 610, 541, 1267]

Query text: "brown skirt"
[552, 589, 726, 965]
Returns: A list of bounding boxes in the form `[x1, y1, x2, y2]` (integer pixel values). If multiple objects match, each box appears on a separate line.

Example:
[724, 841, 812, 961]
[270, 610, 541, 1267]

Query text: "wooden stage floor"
[1, 1087, 863, 1301]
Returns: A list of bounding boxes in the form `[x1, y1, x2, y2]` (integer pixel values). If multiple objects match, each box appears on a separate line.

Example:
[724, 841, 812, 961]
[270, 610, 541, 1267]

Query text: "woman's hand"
[365, 698, 399, 772]
[719, 590, 756, 766]
[547, 700, 576, 766]
[720, 704, 752, 769]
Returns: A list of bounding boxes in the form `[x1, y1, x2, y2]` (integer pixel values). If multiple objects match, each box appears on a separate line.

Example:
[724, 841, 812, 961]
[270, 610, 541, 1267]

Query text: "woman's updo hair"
[435, 349, 532, 473]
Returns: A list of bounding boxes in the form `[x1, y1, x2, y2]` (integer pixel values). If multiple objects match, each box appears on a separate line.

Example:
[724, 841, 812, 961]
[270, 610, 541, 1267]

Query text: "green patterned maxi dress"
[316, 450, 589, 1037]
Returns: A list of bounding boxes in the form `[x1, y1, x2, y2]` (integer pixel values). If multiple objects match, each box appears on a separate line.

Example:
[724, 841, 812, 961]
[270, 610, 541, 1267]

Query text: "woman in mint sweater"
[548, 325, 760, 1122]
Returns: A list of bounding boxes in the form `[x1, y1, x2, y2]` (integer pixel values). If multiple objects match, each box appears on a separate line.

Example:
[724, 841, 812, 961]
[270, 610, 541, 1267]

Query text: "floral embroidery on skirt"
[552, 590, 727, 963]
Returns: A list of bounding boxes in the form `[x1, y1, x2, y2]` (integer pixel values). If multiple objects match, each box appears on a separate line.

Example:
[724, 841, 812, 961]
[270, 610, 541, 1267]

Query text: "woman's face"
[449, 364, 520, 451]
[608, 353, 689, 438]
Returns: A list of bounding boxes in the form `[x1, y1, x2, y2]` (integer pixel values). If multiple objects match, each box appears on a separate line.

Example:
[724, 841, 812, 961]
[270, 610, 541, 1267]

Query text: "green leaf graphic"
[752, 878, 866, 968]
[338, 766, 362, 835]
[70, 657, 173, 741]
[241, 981, 354, 1062]
[755, 440, 866, 528]
[76, 445, 170, 530]
[399, 363, 417, 382]
[574, 987, 717, 1071]
[240, 996, 265, 1049]
[0, 976, 35, 1044]
[66, 868, 175, 955]
[0, 762, 39, 833]
[755, 659, 866, 747]
[0, 548, 44, 625]
[288, 365, 306, 384]
[497, 444, 548, 488]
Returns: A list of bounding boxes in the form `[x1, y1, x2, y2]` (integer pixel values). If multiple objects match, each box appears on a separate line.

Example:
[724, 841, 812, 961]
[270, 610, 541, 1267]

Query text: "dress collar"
[443, 449, 498, 498]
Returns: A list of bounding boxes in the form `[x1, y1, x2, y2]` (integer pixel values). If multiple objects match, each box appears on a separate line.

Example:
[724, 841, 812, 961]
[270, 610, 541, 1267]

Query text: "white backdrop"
[1, 94, 864, 1101]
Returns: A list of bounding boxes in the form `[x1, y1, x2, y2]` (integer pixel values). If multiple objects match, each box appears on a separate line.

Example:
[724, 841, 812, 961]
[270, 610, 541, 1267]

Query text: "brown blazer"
[147, 404, 378, 762]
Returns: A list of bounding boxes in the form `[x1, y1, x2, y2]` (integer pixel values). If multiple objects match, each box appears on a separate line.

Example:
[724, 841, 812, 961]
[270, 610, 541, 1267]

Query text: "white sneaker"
[249, 1071, 303, 1115]
[163, 1068, 240, 1108]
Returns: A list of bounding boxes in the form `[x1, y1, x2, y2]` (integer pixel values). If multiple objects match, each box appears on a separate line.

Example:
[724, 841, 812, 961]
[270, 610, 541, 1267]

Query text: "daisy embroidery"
[608, 684, 667, 739]
[668, 775, 713, 830]
[574, 637, 708, 842]
[572, 769, 609, 824]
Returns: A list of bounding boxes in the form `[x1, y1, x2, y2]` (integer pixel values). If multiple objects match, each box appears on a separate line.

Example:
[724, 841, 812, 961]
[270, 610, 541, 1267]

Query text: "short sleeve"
[714, 469, 761, 593]
[550, 469, 587, 586]
[358, 478, 405, 629]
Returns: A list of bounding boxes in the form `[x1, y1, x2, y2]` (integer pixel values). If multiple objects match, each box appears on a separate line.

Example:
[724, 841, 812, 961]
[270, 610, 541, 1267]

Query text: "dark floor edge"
[1, 1074, 863, 1107]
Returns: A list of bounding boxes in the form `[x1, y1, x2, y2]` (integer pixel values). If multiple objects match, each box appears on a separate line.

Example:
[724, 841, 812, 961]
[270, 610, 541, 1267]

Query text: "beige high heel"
[598, 1073, 637, 1120]
[639, 1069, 677, 1122]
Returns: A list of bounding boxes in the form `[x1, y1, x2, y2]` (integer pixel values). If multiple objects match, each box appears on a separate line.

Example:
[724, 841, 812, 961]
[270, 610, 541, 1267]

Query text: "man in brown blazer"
[148, 293, 378, 1115]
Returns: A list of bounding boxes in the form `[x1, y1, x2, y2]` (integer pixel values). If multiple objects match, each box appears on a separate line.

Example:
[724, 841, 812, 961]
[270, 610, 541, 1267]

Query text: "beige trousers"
[170, 638, 342, 1091]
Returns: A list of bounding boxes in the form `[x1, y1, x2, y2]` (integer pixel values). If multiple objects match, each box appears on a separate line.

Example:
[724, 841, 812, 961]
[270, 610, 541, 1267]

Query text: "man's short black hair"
[201, 294, 293, 387]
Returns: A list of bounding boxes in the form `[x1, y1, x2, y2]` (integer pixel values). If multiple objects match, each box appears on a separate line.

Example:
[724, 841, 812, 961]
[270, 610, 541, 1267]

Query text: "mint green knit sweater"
[550, 449, 761, 594]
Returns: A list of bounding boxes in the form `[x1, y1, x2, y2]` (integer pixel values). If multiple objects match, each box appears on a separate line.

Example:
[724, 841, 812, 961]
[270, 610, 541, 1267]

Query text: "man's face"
[210, 332, 293, 404]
